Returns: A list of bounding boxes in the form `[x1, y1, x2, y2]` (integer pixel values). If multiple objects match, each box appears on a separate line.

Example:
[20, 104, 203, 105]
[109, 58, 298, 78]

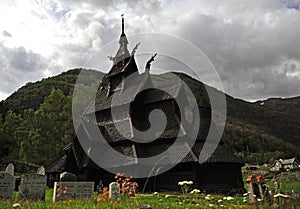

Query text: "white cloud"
[0, 0, 299, 101]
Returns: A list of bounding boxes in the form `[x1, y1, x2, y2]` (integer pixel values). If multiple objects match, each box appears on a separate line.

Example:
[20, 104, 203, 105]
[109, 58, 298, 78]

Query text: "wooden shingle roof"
[46, 155, 66, 174]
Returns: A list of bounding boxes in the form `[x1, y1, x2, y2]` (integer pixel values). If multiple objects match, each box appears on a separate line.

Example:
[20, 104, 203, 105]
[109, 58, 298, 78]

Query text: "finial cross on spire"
[121, 14, 125, 35]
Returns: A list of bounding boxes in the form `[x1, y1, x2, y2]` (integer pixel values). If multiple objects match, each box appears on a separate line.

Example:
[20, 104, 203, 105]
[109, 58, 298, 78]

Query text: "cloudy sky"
[0, 0, 300, 101]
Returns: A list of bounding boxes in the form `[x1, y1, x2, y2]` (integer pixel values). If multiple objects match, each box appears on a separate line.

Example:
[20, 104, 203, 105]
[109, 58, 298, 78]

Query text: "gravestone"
[19, 174, 47, 201]
[60, 172, 77, 181]
[37, 166, 45, 175]
[5, 163, 14, 176]
[246, 175, 266, 204]
[109, 182, 120, 199]
[53, 182, 94, 202]
[0, 172, 16, 199]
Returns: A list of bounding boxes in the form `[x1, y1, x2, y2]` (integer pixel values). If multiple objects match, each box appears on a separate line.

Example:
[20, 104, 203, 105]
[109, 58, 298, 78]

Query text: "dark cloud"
[164, 7, 300, 100]
[0, 0, 299, 101]
[0, 43, 61, 95]
[2, 30, 12, 37]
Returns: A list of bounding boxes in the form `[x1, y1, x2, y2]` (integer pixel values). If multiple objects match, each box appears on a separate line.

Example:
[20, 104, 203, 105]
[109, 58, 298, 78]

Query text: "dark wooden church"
[64, 16, 245, 194]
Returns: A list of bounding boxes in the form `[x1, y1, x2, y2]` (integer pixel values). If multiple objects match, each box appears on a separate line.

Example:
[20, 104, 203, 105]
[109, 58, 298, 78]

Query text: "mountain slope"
[254, 97, 300, 121]
[0, 68, 103, 115]
[0, 69, 299, 165]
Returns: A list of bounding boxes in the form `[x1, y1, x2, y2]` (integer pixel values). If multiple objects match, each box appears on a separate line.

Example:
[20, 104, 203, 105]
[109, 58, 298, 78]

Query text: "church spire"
[114, 14, 130, 62]
[121, 14, 125, 36]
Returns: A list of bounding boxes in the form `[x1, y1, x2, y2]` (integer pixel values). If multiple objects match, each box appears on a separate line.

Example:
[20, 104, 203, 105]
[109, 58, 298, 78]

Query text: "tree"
[2, 110, 22, 159]
[33, 88, 73, 165]
[17, 108, 40, 162]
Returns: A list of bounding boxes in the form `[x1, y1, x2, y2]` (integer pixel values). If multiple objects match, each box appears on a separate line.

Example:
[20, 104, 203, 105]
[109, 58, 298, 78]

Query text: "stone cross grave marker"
[109, 182, 120, 199]
[0, 172, 16, 199]
[19, 174, 47, 201]
[5, 163, 14, 176]
[53, 182, 94, 202]
[37, 166, 45, 175]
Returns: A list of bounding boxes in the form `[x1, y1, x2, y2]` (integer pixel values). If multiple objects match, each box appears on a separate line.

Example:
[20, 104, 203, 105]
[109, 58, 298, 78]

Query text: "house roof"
[85, 71, 184, 114]
[46, 155, 66, 173]
[279, 158, 297, 165]
[71, 124, 243, 169]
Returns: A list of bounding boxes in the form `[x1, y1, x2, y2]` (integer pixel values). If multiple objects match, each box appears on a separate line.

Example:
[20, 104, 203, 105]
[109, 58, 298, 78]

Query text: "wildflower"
[13, 203, 21, 208]
[274, 193, 290, 198]
[153, 192, 159, 195]
[223, 196, 234, 200]
[165, 195, 171, 198]
[205, 195, 211, 200]
[190, 189, 200, 194]
[257, 198, 262, 202]
[209, 204, 214, 207]
[217, 199, 222, 203]
[243, 193, 248, 197]
[178, 180, 194, 194]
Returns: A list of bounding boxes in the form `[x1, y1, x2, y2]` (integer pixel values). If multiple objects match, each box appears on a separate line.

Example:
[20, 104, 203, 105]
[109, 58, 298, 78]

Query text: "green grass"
[0, 189, 299, 209]
[1, 171, 299, 208]
[0, 191, 250, 209]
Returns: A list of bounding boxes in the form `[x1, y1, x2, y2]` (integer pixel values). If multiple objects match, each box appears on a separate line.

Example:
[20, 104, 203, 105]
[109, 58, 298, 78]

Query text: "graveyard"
[0, 162, 300, 208]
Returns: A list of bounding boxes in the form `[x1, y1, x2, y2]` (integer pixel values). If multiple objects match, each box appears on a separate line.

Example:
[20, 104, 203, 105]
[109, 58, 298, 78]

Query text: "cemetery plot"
[109, 182, 120, 199]
[0, 172, 15, 199]
[53, 182, 94, 202]
[19, 174, 47, 201]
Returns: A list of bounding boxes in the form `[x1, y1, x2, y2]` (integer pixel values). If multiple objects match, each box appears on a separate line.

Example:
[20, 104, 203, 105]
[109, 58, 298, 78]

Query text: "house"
[63, 16, 245, 194]
[270, 158, 299, 171]
[46, 155, 67, 187]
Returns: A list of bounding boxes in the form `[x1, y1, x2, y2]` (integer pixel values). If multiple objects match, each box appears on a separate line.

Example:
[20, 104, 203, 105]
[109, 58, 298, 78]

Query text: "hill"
[0, 68, 102, 115]
[0, 69, 299, 165]
[254, 97, 300, 121]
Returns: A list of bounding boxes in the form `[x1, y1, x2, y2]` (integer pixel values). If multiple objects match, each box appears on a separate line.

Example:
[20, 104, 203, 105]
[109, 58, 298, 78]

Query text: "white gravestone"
[53, 182, 94, 202]
[0, 172, 16, 199]
[5, 163, 14, 176]
[37, 166, 45, 175]
[109, 182, 120, 199]
[19, 174, 47, 201]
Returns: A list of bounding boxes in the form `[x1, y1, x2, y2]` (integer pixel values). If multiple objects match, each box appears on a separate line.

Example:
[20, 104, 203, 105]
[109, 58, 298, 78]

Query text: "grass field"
[0, 188, 299, 208]
[0, 190, 262, 209]
[0, 170, 299, 208]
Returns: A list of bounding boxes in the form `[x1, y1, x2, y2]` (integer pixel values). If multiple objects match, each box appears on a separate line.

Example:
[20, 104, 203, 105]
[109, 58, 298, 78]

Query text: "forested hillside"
[0, 69, 299, 166]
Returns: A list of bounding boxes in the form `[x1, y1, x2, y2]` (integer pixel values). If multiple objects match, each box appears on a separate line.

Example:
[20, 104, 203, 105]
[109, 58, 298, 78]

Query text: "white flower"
[224, 196, 234, 200]
[190, 189, 200, 194]
[217, 199, 223, 203]
[187, 181, 193, 185]
[205, 195, 211, 200]
[274, 193, 290, 198]
[13, 204, 21, 208]
[178, 180, 193, 186]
